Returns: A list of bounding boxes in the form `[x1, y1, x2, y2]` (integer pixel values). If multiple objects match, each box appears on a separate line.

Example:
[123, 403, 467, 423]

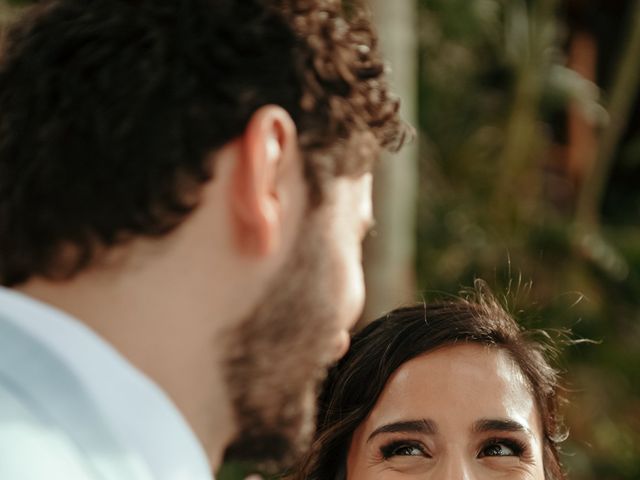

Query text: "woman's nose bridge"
[432, 450, 475, 480]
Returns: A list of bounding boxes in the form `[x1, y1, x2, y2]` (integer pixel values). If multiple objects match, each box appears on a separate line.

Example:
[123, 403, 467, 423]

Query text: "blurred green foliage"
[416, 0, 640, 478]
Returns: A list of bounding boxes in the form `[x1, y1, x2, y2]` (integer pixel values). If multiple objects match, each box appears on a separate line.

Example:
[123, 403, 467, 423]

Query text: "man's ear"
[230, 105, 299, 256]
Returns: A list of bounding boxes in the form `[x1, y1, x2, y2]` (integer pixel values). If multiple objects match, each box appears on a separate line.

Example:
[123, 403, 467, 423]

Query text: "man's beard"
[221, 212, 342, 472]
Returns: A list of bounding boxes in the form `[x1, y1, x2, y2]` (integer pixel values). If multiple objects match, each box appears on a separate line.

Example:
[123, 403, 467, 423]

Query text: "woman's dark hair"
[0, 0, 408, 286]
[292, 282, 567, 480]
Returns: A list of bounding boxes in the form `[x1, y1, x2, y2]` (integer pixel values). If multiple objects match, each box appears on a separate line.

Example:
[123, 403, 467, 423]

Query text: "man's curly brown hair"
[0, 0, 409, 286]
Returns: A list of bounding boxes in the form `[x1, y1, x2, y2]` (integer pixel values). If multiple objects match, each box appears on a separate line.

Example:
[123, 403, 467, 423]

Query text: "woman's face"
[346, 344, 546, 479]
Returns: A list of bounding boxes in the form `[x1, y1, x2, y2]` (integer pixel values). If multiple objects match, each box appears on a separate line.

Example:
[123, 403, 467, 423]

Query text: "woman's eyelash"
[480, 437, 527, 456]
[379, 440, 426, 459]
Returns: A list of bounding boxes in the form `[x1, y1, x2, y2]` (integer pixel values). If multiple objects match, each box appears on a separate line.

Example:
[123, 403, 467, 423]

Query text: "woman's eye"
[479, 440, 524, 458]
[380, 441, 426, 459]
[393, 445, 423, 456]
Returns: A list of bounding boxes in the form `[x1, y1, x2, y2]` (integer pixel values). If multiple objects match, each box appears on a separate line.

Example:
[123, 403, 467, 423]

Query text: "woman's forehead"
[361, 344, 540, 435]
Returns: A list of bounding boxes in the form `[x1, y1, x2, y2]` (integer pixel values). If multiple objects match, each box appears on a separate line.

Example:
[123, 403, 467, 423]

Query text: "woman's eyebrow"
[472, 419, 533, 436]
[367, 419, 438, 443]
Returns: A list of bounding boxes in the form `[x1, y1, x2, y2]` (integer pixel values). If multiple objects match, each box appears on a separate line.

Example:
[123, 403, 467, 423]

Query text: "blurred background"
[363, 1, 640, 479]
[2, 0, 638, 479]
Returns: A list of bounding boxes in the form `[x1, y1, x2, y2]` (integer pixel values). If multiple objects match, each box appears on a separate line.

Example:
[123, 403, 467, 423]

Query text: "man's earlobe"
[229, 106, 297, 257]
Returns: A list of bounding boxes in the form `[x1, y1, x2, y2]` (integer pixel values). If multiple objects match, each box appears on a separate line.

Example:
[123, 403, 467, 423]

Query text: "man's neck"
[16, 262, 237, 471]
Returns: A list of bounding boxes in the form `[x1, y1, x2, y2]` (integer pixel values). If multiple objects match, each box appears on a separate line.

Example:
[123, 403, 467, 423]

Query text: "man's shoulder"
[0, 314, 154, 480]
[0, 383, 99, 479]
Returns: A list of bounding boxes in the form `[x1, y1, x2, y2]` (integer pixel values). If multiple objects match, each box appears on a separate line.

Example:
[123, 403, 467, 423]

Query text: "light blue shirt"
[0, 287, 213, 480]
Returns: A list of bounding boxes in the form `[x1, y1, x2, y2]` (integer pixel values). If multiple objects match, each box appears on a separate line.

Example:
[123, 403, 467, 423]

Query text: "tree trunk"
[362, 0, 418, 324]
[576, 0, 640, 227]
